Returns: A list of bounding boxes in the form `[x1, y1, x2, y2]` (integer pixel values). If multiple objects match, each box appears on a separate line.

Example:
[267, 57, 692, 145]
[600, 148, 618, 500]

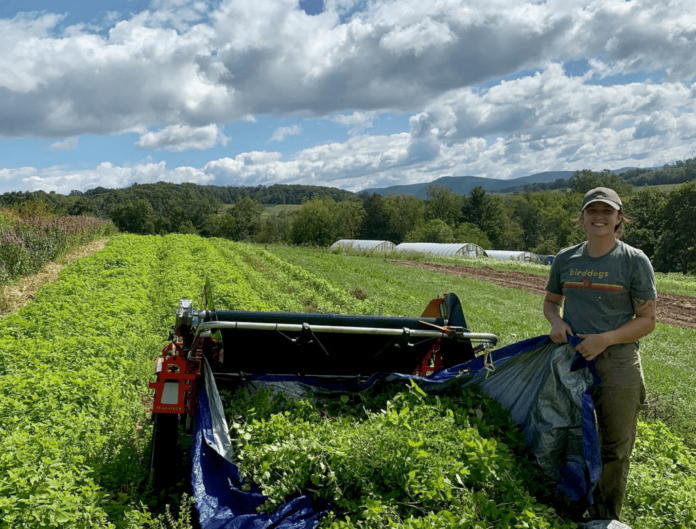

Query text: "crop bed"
[0, 235, 694, 529]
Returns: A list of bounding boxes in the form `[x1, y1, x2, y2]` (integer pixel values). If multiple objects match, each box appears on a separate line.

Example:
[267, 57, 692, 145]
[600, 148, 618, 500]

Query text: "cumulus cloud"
[269, 125, 301, 142]
[17, 64, 695, 194]
[136, 124, 228, 151]
[49, 137, 79, 152]
[2, 1, 696, 193]
[5, 161, 215, 195]
[1, 0, 695, 139]
[332, 111, 376, 134]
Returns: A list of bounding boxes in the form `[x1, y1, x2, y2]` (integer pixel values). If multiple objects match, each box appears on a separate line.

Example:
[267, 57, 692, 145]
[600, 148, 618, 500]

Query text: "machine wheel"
[150, 413, 180, 490]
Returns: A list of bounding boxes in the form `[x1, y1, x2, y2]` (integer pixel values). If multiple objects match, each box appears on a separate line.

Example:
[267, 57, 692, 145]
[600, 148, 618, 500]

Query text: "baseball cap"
[581, 187, 622, 211]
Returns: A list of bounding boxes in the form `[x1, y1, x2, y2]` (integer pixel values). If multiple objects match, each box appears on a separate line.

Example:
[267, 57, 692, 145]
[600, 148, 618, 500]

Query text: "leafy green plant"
[623, 420, 696, 529]
[225, 382, 573, 529]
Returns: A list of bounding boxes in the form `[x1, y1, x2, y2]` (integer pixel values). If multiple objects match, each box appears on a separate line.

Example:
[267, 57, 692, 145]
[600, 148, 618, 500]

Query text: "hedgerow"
[0, 208, 115, 286]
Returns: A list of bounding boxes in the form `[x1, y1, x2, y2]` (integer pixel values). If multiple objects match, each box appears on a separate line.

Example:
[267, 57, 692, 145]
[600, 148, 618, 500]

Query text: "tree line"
[2, 168, 695, 274]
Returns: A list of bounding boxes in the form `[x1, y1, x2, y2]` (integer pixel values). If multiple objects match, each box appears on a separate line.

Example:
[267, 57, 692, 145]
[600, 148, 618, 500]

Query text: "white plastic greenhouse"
[394, 242, 486, 258]
[484, 250, 537, 262]
[331, 239, 396, 252]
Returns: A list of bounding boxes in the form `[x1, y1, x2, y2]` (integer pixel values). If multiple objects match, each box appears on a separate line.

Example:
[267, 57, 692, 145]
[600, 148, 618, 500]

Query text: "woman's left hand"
[576, 334, 611, 361]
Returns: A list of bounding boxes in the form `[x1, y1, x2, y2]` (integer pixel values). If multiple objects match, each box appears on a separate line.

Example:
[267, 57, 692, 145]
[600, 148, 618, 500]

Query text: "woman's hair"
[574, 208, 632, 238]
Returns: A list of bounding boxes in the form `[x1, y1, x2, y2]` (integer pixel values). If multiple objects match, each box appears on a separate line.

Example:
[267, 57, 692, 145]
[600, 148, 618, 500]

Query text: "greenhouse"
[331, 239, 396, 252]
[484, 250, 537, 262]
[394, 242, 486, 257]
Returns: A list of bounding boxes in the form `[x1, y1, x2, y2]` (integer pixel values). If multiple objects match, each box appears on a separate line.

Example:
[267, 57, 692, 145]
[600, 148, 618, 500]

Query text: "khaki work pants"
[588, 342, 647, 521]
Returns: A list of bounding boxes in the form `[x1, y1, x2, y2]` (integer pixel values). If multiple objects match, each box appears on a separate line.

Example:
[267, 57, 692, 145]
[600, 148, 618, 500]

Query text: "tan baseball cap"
[581, 187, 622, 210]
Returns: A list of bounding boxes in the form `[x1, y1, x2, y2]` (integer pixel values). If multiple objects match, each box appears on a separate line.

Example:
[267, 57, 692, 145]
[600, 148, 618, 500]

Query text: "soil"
[392, 261, 696, 330]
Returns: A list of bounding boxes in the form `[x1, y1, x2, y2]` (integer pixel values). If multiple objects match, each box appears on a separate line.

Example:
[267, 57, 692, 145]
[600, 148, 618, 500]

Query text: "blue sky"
[1, 0, 695, 194]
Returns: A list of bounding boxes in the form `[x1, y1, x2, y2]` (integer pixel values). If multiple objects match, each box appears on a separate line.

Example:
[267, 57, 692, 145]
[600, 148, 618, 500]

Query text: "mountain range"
[361, 168, 638, 198]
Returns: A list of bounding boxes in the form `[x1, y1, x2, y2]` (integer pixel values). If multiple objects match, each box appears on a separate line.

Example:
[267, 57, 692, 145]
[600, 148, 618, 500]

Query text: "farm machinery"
[148, 286, 498, 508]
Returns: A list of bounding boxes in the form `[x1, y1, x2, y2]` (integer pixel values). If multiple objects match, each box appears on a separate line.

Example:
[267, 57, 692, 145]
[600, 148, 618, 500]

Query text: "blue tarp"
[192, 335, 602, 528]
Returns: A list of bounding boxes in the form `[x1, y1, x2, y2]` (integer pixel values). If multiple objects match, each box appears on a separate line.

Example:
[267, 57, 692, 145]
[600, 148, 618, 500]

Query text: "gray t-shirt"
[546, 240, 656, 335]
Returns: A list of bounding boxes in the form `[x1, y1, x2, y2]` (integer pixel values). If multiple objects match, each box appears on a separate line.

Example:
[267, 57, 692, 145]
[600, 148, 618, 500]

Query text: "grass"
[261, 204, 302, 217]
[328, 245, 696, 297]
[268, 245, 696, 447]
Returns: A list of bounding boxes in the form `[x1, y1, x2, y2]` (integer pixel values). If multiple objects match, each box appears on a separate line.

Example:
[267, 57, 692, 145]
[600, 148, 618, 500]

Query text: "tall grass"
[0, 207, 116, 288]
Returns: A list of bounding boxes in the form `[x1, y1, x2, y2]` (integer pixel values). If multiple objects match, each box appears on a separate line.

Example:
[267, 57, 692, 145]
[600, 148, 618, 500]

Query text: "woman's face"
[582, 202, 621, 237]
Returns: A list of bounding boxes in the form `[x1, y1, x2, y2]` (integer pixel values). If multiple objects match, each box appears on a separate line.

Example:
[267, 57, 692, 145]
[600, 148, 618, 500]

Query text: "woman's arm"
[543, 291, 574, 344]
[576, 298, 657, 360]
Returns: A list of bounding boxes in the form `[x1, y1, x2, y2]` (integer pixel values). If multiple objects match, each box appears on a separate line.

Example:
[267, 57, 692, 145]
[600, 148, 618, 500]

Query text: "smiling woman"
[543, 187, 657, 523]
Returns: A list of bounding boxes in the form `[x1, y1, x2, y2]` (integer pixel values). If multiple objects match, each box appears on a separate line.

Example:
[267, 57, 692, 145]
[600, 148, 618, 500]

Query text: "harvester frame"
[149, 284, 498, 491]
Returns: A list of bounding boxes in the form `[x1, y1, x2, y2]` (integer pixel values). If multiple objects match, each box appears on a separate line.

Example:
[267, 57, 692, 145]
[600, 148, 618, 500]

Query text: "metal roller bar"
[193, 320, 497, 343]
[214, 373, 369, 379]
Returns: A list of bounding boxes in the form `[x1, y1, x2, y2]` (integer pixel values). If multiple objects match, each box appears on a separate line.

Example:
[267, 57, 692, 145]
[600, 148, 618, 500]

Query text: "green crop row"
[0, 234, 231, 528]
[0, 235, 164, 527]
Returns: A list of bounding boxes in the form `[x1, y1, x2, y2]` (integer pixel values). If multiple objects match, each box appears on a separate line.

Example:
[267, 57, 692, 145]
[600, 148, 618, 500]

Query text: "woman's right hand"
[543, 292, 572, 344]
[549, 321, 573, 344]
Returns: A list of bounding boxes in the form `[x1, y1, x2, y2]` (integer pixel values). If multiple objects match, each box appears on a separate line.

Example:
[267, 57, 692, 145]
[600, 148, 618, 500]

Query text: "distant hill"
[362, 171, 575, 198]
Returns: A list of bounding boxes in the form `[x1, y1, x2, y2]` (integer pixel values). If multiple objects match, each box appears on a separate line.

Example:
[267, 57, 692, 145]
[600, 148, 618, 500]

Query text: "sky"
[1, 0, 695, 195]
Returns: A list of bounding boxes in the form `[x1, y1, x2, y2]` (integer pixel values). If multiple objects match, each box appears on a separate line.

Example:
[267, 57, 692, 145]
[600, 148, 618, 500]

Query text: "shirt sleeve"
[545, 254, 563, 295]
[630, 250, 657, 301]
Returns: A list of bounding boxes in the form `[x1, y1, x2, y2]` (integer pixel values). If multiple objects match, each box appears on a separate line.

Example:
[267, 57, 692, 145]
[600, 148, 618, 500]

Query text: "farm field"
[269, 246, 696, 447]
[1, 235, 694, 528]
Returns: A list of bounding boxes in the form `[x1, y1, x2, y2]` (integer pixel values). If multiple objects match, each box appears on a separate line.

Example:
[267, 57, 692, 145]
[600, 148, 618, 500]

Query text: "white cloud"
[7, 161, 215, 195]
[2, 1, 696, 194]
[269, 125, 301, 142]
[136, 124, 228, 151]
[1, 0, 695, 139]
[49, 137, 79, 152]
[332, 111, 376, 134]
[5, 67, 696, 193]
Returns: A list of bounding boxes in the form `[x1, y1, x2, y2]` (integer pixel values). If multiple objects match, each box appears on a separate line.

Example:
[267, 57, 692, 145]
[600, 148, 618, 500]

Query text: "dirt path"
[1, 238, 109, 317]
[392, 261, 696, 330]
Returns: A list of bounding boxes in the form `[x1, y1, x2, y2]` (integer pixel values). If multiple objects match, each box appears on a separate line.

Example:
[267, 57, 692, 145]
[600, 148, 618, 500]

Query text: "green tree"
[568, 169, 632, 196]
[654, 181, 696, 274]
[201, 212, 237, 239]
[462, 188, 509, 248]
[257, 211, 294, 244]
[405, 219, 454, 243]
[335, 200, 366, 241]
[505, 191, 582, 254]
[290, 198, 365, 246]
[109, 199, 155, 234]
[359, 193, 391, 240]
[424, 184, 463, 226]
[622, 188, 668, 259]
[383, 194, 425, 244]
[231, 197, 263, 241]
[452, 222, 491, 249]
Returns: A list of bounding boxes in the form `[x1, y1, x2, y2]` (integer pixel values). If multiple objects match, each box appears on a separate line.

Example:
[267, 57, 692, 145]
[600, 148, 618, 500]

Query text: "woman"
[543, 187, 657, 522]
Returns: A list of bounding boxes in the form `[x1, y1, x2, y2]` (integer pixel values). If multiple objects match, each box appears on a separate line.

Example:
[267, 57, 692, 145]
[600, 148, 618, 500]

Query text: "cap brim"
[582, 199, 620, 210]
